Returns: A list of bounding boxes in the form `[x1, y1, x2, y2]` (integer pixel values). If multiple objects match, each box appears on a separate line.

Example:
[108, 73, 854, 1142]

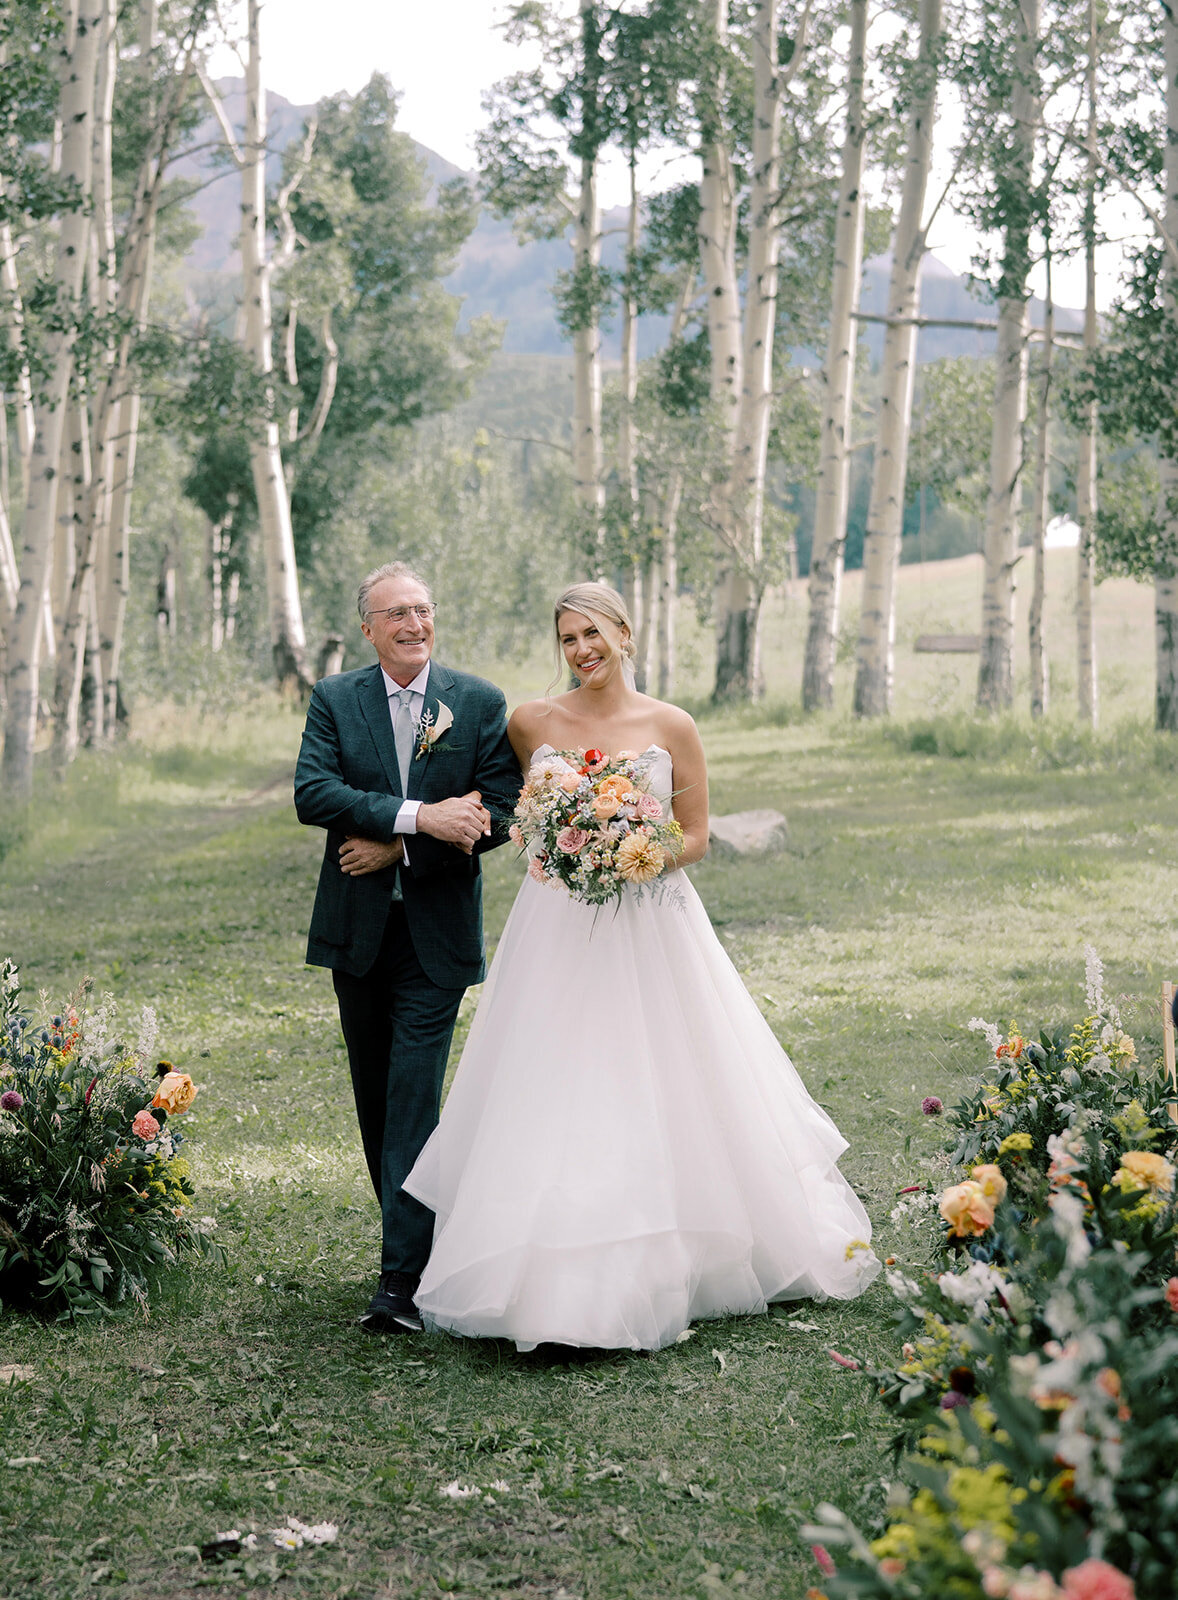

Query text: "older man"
[294, 562, 520, 1333]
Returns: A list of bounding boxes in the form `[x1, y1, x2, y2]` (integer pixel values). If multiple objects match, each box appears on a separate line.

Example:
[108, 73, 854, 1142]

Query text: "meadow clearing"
[0, 553, 1174, 1599]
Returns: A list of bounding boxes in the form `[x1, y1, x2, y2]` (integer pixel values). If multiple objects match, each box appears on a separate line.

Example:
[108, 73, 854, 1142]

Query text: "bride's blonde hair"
[553, 582, 637, 676]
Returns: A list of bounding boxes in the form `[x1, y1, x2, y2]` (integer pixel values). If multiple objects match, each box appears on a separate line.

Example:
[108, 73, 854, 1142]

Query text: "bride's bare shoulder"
[508, 698, 563, 763]
[647, 696, 702, 748]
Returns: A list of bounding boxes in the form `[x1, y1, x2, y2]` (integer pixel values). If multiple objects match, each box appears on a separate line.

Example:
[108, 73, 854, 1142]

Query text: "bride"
[403, 581, 879, 1351]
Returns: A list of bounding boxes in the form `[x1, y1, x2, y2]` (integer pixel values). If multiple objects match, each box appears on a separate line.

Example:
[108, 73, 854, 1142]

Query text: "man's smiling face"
[361, 576, 436, 685]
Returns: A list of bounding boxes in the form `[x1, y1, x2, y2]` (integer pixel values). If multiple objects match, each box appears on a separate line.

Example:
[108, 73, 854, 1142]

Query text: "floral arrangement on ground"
[802, 951, 1178, 1600]
[511, 747, 683, 905]
[0, 957, 224, 1317]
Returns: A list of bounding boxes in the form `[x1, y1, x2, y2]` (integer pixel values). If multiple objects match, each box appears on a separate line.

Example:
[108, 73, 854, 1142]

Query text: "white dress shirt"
[381, 661, 431, 836]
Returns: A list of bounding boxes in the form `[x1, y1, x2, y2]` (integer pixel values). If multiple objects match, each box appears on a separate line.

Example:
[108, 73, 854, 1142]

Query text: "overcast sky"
[207, 0, 1141, 312]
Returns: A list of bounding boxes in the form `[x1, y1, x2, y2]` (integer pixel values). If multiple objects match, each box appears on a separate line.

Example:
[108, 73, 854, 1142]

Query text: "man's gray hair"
[357, 562, 433, 621]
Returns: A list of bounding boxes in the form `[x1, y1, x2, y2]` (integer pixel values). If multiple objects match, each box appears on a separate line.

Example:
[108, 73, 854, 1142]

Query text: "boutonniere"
[415, 701, 454, 759]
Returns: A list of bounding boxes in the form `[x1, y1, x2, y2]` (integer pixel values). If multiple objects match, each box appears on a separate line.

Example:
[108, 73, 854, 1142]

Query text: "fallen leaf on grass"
[6, 1456, 42, 1467]
[674, 1328, 695, 1343]
[712, 1349, 728, 1374]
[782, 1320, 821, 1334]
[0, 1365, 34, 1384]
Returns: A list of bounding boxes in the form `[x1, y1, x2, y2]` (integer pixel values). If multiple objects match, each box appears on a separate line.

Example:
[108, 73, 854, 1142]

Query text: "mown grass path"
[0, 706, 1173, 1599]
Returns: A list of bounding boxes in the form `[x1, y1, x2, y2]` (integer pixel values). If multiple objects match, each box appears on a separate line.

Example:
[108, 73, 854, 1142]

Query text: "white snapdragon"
[937, 1260, 1007, 1315]
[968, 1016, 1004, 1052]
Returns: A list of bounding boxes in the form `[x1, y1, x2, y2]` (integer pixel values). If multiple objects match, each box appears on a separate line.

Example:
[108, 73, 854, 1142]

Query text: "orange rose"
[152, 1071, 197, 1115]
[596, 774, 634, 801]
[939, 1180, 995, 1238]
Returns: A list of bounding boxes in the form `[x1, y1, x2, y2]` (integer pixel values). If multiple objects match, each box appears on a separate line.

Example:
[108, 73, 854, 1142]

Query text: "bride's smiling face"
[557, 609, 629, 688]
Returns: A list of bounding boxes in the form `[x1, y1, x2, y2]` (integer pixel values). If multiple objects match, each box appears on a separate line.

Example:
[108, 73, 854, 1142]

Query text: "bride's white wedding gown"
[403, 745, 879, 1351]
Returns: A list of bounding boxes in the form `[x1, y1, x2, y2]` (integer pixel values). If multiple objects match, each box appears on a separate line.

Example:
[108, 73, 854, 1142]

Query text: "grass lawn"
[0, 560, 1172, 1599]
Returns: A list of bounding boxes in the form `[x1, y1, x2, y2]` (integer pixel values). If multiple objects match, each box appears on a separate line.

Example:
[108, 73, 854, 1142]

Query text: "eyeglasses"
[366, 603, 436, 624]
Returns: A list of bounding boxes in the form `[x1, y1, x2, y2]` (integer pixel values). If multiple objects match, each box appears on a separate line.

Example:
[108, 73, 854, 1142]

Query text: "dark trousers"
[332, 903, 465, 1278]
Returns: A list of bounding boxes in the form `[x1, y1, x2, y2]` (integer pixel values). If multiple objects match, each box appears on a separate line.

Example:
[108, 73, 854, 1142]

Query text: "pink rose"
[132, 1109, 160, 1140]
[636, 793, 663, 819]
[556, 826, 590, 853]
[1165, 1277, 1178, 1314]
[1061, 1560, 1136, 1600]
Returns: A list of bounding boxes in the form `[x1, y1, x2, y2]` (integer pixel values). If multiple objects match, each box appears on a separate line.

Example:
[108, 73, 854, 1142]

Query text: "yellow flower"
[972, 1164, 1008, 1204]
[152, 1071, 197, 1115]
[616, 828, 664, 884]
[998, 1132, 1033, 1157]
[1113, 1149, 1175, 1195]
[939, 1181, 995, 1238]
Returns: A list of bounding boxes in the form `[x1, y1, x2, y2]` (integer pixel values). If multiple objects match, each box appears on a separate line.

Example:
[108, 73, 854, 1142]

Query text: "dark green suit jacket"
[293, 660, 521, 987]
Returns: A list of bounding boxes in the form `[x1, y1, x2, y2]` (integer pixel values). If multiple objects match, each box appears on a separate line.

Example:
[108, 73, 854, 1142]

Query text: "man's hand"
[339, 835, 405, 877]
[416, 791, 491, 855]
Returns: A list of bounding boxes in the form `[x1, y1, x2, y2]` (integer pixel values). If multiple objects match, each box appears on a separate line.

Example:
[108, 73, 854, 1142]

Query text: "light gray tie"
[393, 689, 415, 793]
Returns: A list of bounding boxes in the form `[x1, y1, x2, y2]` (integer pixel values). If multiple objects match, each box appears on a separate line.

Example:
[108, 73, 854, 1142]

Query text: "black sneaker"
[358, 1270, 424, 1335]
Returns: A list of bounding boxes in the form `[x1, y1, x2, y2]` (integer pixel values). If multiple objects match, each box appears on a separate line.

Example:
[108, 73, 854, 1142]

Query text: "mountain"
[176, 79, 1081, 366]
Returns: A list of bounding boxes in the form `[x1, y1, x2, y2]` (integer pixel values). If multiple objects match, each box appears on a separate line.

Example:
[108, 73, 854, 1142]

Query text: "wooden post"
[1163, 981, 1177, 1125]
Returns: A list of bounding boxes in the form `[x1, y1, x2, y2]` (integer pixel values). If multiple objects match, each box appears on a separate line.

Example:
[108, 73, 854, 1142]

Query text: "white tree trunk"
[240, 0, 309, 688]
[706, 0, 792, 700]
[1075, 0, 1098, 727]
[2, 1, 102, 797]
[977, 0, 1039, 711]
[619, 154, 642, 665]
[853, 0, 941, 717]
[1028, 274, 1052, 718]
[803, 0, 869, 711]
[571, 0, 604, 546]
[1158, 4, 1178, 731]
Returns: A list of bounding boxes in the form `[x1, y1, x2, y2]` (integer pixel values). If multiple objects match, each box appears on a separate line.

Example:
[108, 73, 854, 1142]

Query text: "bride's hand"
[339, 836, 405, 876]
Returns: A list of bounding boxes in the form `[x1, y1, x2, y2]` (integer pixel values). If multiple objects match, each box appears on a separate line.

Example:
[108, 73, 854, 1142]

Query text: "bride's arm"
[662, 713, 710, 867]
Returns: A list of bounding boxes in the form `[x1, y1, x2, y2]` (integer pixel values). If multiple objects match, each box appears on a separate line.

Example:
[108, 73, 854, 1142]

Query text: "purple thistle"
[1, 1090, 24, 1111]
[922, 1096, 944, 1116]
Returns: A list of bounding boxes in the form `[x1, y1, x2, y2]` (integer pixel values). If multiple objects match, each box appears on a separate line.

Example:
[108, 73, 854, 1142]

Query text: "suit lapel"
[409, 661, 456, 800]
[358, 664, 402, 796]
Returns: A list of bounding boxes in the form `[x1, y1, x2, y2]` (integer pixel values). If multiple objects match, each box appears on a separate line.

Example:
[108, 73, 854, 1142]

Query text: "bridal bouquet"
[511, 748, 683, 906]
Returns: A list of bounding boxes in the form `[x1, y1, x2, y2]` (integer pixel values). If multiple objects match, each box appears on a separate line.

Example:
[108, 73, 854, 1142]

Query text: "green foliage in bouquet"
[801, 952, 1178, 1600]
[0, 958, 225, 1318]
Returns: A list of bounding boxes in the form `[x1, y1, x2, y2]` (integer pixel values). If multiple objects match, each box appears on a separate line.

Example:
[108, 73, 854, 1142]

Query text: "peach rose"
[132, 1109, 161, 1140]
[1113, 1149, 1174, 1194]
[939, 1180, 995, 1238]
[593, 793, 621, 820]
[972, 1163, 1008, 1204]
[596, 774, 634, 802]
[558, 771, 583, 793]
[152, 1071, 197, 1115]
[1165, 1277, 1178, 1315]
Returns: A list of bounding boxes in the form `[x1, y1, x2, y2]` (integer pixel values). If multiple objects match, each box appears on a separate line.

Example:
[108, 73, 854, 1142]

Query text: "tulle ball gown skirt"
[404, 872, 879, 1352]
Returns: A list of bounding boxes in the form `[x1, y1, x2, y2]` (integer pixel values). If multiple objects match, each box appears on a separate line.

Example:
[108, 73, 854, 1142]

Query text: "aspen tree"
[802, 0, 869, 712]
[853, 0, 942, 718]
